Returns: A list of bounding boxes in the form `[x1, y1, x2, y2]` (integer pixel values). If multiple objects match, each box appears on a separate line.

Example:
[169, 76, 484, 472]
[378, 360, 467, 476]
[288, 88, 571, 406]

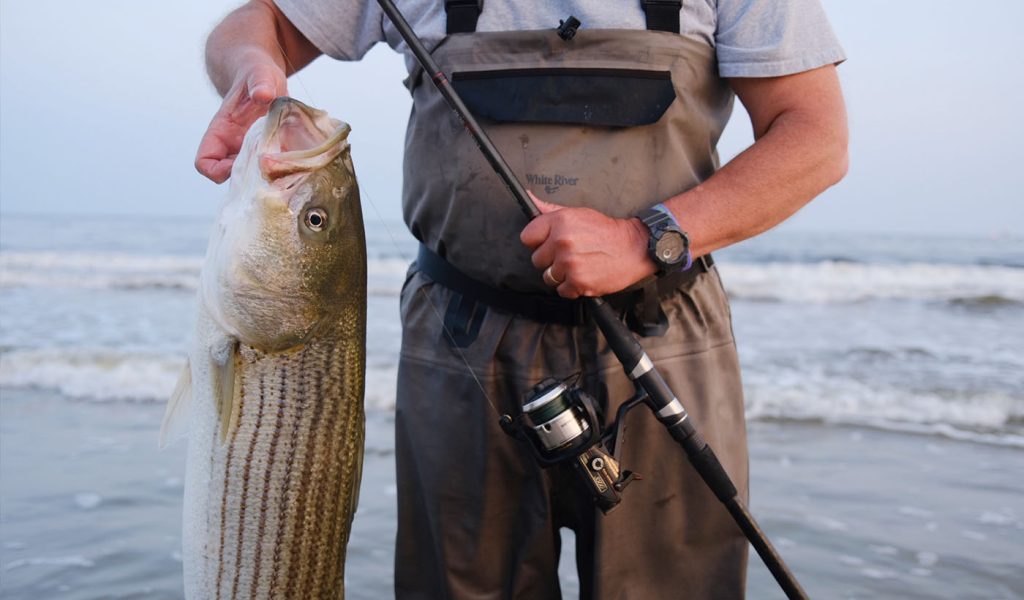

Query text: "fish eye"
[304, 208, 328, 231]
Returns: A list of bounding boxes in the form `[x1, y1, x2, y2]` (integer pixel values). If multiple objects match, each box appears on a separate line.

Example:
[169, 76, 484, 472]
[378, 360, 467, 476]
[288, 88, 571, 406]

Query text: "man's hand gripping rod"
[377, 1, 809, 597]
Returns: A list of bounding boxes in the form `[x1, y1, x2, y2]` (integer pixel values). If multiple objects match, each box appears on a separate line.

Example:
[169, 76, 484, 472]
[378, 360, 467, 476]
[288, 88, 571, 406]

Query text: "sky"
[1, 0, 1022, 236]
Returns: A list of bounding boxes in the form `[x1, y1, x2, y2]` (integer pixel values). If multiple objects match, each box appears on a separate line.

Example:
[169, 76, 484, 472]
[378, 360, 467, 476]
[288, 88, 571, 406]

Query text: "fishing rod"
[376, 1, 808, 597]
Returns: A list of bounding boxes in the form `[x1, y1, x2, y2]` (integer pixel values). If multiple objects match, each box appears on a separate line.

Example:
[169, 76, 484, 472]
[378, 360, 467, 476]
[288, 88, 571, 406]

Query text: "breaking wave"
[0, 348, 185, 403]
[715, 261, 1024, 304]
[4, 251, 1024, 306]
[0, 252, 202, 291]
[743, 372, 1024, 448]
[0, 348, 401, 412]
[0, 251, 412, 294]
[2, 347, 1022, 446]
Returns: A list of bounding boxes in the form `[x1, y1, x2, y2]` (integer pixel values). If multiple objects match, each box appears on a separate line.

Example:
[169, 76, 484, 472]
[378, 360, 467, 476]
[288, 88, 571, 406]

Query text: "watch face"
[655, 231, 687, 264]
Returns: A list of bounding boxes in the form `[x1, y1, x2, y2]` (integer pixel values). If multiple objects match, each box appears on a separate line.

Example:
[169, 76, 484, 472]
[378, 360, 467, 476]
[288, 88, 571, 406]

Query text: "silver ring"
[542, 266, 563, 287]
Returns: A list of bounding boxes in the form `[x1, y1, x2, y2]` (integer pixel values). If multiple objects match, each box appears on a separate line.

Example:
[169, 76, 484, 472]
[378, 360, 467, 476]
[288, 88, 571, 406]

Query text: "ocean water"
[1, 213, 1022, 599]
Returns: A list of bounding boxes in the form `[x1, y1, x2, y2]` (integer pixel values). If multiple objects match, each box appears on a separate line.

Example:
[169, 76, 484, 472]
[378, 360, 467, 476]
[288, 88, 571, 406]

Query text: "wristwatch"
[637, 203, 692, 274]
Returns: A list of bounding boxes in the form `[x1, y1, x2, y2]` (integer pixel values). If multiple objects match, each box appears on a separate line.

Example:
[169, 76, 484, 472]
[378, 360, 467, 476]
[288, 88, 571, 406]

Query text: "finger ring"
[543, 266, 564, 287]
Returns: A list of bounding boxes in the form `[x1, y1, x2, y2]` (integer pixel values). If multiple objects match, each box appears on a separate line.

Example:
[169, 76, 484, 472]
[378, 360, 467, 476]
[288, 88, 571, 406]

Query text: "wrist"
[628, 217, 659, 277]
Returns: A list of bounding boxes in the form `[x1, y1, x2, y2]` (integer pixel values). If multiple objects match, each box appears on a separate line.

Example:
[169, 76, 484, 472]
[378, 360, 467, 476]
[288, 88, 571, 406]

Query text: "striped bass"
[162, 97, 366, 599]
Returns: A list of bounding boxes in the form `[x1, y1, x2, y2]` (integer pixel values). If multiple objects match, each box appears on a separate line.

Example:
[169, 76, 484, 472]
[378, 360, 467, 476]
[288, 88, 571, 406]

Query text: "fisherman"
[196, 1, 848, 598]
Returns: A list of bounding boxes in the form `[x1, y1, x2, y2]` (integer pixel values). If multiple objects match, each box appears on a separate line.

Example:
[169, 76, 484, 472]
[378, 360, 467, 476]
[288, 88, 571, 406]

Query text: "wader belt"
[444, 0, 683, 34]
[417, 244, 712, 335]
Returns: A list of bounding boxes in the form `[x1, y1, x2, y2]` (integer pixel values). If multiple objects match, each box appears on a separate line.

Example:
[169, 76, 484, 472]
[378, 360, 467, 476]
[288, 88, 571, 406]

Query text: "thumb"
[528, 190, 563, 215]
[246, 65, 287, 106]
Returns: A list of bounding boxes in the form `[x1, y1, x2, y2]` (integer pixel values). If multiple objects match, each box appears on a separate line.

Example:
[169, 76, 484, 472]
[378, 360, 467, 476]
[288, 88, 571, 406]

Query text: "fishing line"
[360, 188, 505, 417]
[276, 41, 503, 418]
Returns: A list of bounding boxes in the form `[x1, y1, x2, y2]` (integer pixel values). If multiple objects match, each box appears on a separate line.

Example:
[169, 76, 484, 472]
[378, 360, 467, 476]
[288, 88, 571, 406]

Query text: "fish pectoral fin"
[158, 360, 193, 449]
[213, 341, 241, 444]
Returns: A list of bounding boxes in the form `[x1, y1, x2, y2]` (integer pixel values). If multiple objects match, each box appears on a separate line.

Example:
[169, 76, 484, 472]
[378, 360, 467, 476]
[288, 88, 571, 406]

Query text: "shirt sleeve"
[273, 0, 385, 61]
[714, 0, 846, 78]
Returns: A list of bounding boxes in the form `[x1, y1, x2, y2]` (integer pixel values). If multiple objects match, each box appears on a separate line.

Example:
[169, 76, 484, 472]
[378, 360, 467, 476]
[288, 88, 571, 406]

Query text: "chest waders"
[383, 1, 808, 598]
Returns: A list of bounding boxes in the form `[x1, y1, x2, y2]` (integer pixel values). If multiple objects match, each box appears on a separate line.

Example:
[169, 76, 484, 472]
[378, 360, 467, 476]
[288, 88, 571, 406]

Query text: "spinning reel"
[499, 376, 646, 514]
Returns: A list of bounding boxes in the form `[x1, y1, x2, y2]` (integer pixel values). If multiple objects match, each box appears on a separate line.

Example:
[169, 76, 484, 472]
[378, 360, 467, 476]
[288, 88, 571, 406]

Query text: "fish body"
[166, 98, 366, 600]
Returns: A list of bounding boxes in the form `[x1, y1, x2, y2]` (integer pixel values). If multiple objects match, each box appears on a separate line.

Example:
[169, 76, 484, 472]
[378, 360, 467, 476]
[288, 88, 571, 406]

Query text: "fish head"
[203, 97, 365, 352]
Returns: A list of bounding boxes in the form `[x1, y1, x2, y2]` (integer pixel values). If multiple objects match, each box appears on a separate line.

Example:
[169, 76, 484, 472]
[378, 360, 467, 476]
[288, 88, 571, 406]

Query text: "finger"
[556, 280, 580, 299]
[520, 214, 552, 250]
[246, 64, 288, 106]
[542, 266, 559, 288]
[197, 104, 258, 182]
[195, 131, 233, 183]
[548, 264, 567, 285]
[228, 94, 272, 126]
[528, 190, 564, 215]
[530, 241, 555, 270]
[195, 157, 235, 184]
[248, 82, 277, 106]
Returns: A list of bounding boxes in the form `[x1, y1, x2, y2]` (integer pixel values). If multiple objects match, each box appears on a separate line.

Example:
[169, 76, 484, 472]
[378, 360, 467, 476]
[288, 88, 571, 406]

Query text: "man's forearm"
[205, 0, 319, 97]
[666, 67, 849, 258]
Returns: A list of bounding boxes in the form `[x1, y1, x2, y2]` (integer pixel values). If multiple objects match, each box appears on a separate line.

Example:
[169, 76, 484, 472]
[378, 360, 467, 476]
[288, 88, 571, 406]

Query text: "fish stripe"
[309, 343, 349, 595]
[308, 345, 334, 594]
[328, 344, 354, 595]
[283, 353, 326, 599]
[249, 361, 287, 599]
[229, 362, 267, 599]
[326, 343, 363, 593]
[298, 345, 336, 596]
[203, 395, 219, 593]
[215, 355, 245, 600]
[268, 350, 308, 596]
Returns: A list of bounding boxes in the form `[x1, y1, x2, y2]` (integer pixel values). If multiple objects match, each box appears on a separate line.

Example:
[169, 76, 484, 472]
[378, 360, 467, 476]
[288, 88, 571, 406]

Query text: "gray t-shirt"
[275, 0, 845, 78]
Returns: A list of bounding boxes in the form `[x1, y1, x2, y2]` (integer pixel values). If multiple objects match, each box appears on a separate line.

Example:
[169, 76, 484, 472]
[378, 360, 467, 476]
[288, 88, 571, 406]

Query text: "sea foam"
[0, 347, 402, 411]
[716, 261, 1024, 304]
[0, 251, 411, 293]
[4, 250, 1024, 305]
[2, 556, 95, 571]
[0, 252, 202, 290]
[2, 346, 1021, 446]
[0, 348, 184, 403]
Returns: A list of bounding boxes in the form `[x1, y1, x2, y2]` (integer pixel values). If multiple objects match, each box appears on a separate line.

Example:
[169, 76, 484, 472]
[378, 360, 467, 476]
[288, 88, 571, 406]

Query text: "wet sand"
[1, 388, 1021, 599]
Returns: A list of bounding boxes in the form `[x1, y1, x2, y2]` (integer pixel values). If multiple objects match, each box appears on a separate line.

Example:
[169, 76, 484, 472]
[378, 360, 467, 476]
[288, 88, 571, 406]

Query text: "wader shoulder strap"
[444, 1, 682, 34]
[445, 0, 483, 34]
[641, 0, 683, 33]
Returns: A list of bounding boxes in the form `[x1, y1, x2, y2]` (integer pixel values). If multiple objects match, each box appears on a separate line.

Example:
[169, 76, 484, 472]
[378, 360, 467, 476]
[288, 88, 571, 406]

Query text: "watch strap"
[639, 203, 675, 230]
[639, 203, 693, 271]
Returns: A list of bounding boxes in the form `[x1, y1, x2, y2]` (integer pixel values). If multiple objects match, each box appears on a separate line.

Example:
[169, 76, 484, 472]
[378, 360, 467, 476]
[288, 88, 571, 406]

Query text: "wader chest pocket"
[451, 68, 676, 127]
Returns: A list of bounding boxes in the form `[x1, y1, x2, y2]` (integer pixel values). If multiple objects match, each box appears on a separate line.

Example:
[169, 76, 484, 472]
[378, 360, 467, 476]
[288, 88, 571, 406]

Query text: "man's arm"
[668, 65, 849, 258]
[521, 64, 849, 299]
[196, 0, 322, 183]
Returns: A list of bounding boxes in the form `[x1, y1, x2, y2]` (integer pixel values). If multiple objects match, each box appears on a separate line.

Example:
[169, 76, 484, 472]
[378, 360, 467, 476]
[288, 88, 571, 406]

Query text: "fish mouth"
[259, 97, 351, 181]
